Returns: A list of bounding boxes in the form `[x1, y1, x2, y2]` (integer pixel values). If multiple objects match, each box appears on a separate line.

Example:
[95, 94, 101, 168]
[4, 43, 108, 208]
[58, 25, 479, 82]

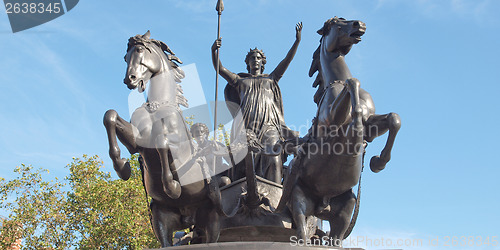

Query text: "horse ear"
[143, 30, 151, 39]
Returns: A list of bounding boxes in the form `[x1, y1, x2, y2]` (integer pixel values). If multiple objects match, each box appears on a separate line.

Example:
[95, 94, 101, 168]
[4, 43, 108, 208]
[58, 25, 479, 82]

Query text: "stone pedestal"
[159, 242, 364, 250]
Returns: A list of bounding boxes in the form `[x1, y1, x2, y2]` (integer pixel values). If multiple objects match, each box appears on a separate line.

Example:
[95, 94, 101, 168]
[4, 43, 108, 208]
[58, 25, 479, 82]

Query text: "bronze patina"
[212, 23, 303, 184]
[102, 11, 400, 248]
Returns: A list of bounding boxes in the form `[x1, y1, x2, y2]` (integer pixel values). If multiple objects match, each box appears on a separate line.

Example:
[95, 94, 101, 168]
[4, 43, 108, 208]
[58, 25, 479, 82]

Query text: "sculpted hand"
[295, 22, 303, 40]
[212, 38, 222, 51]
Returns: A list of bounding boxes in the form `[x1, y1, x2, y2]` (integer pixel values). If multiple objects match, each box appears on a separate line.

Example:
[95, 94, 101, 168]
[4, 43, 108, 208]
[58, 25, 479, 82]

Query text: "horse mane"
[308, 45, 322, 105]
[309, 17, 347, 105]
[309, 19, 333, 105]
[127, 33, 188, 108]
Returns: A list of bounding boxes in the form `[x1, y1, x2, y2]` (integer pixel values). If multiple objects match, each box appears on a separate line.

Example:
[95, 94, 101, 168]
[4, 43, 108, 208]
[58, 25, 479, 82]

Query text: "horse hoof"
[370, 156, 386, 173]
[114, 158, 131, 180]
[219, 176, 231, 187]
[164, 180, 181, 199]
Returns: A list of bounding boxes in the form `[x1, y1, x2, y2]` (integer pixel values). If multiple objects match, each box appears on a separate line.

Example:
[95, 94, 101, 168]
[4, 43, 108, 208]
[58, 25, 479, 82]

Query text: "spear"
[213, 0, 224, 140]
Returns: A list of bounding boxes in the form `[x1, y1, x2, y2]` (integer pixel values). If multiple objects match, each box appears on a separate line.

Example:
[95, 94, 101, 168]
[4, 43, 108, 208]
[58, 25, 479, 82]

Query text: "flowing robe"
[225, 73, 297, 144]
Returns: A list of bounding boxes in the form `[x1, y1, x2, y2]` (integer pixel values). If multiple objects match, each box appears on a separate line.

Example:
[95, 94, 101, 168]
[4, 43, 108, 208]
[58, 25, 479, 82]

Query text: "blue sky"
[1, 0, 499, 249]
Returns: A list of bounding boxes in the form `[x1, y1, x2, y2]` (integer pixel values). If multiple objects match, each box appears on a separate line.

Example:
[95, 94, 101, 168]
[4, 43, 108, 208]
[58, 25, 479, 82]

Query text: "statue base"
[160, 242, 364, 249]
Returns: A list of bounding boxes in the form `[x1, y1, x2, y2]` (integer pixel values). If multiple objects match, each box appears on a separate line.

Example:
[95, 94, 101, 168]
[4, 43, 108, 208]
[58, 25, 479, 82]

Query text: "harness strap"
[343, 146, 365, 239]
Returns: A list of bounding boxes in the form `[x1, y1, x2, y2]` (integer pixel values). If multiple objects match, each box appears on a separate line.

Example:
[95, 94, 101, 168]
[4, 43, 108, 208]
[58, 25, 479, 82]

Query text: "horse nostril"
[353, 21, 360, 27]
[129, 75, 137, 81]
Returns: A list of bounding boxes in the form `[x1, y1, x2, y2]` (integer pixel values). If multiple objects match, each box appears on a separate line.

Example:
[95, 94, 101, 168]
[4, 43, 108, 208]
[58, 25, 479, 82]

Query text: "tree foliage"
[0, 155, 160, 249]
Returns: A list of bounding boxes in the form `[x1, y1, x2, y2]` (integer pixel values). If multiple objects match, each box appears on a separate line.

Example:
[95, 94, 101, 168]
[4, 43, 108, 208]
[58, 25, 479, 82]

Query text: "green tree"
[65, 155, 158, 249]
[0, 155, 160, 249]
[0, 165, 71, 249]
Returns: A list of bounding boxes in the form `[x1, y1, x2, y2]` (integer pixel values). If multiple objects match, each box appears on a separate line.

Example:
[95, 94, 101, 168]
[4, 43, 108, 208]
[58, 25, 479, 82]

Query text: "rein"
[343, 148, 364, 239]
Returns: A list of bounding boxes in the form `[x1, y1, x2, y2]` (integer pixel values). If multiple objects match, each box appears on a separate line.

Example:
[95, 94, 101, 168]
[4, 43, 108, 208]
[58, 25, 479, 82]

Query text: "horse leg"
[150, 200, 182, 247]
[153, 119, 181, 199]
[344, 78, 364, 154]
[328, 85, 352, 127]
[364, 113, 401, 173]
[195, 205, 220, 243]
[328, 189, 356, 246]
[290, 184, 314, 240]
[103, 109, 138, 180]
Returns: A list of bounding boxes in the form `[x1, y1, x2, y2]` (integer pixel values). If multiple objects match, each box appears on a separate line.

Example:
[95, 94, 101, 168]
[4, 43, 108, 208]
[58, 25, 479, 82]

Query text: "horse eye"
[136, 47, 144, 53]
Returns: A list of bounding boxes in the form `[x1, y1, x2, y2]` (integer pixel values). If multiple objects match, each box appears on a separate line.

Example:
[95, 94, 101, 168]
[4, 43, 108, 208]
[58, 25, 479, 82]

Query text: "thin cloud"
[375, 0, 497, 24]
[450, 0, 494, 21]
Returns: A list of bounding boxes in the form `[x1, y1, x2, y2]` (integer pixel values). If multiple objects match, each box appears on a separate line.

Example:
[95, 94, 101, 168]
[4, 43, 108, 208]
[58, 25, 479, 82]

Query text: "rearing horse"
[277, 17, 401, 246]
[103, 31, 233, 247]
[310, 17, 401, 173]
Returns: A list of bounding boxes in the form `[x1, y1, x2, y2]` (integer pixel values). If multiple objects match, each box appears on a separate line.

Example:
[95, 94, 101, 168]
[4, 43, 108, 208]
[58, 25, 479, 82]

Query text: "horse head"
[309, 17, 366, 103]
[318, 17, 366, 55]
[124, 31, 182, 93]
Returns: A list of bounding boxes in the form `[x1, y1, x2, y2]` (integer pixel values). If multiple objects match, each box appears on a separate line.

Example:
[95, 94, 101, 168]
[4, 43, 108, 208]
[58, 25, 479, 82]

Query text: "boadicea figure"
[211, 22, 303, 184]
[103, 31, 238, 247]
[276, 17, 401, 246]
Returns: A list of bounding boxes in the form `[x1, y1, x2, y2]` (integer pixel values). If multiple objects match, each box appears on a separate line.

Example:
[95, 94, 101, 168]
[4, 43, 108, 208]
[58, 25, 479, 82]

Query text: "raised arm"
[271, 22, 302, 81]
[212, 38, 238, 85]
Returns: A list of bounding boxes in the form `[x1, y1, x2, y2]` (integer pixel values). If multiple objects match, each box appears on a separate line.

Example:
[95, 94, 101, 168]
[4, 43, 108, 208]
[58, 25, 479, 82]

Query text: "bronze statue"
[276, 17, 401, 246]
[211, 22, 303, 184]
[103, 31, 238, 247]
[190, 122, 231, 187]
[102, 12, 400, 247]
